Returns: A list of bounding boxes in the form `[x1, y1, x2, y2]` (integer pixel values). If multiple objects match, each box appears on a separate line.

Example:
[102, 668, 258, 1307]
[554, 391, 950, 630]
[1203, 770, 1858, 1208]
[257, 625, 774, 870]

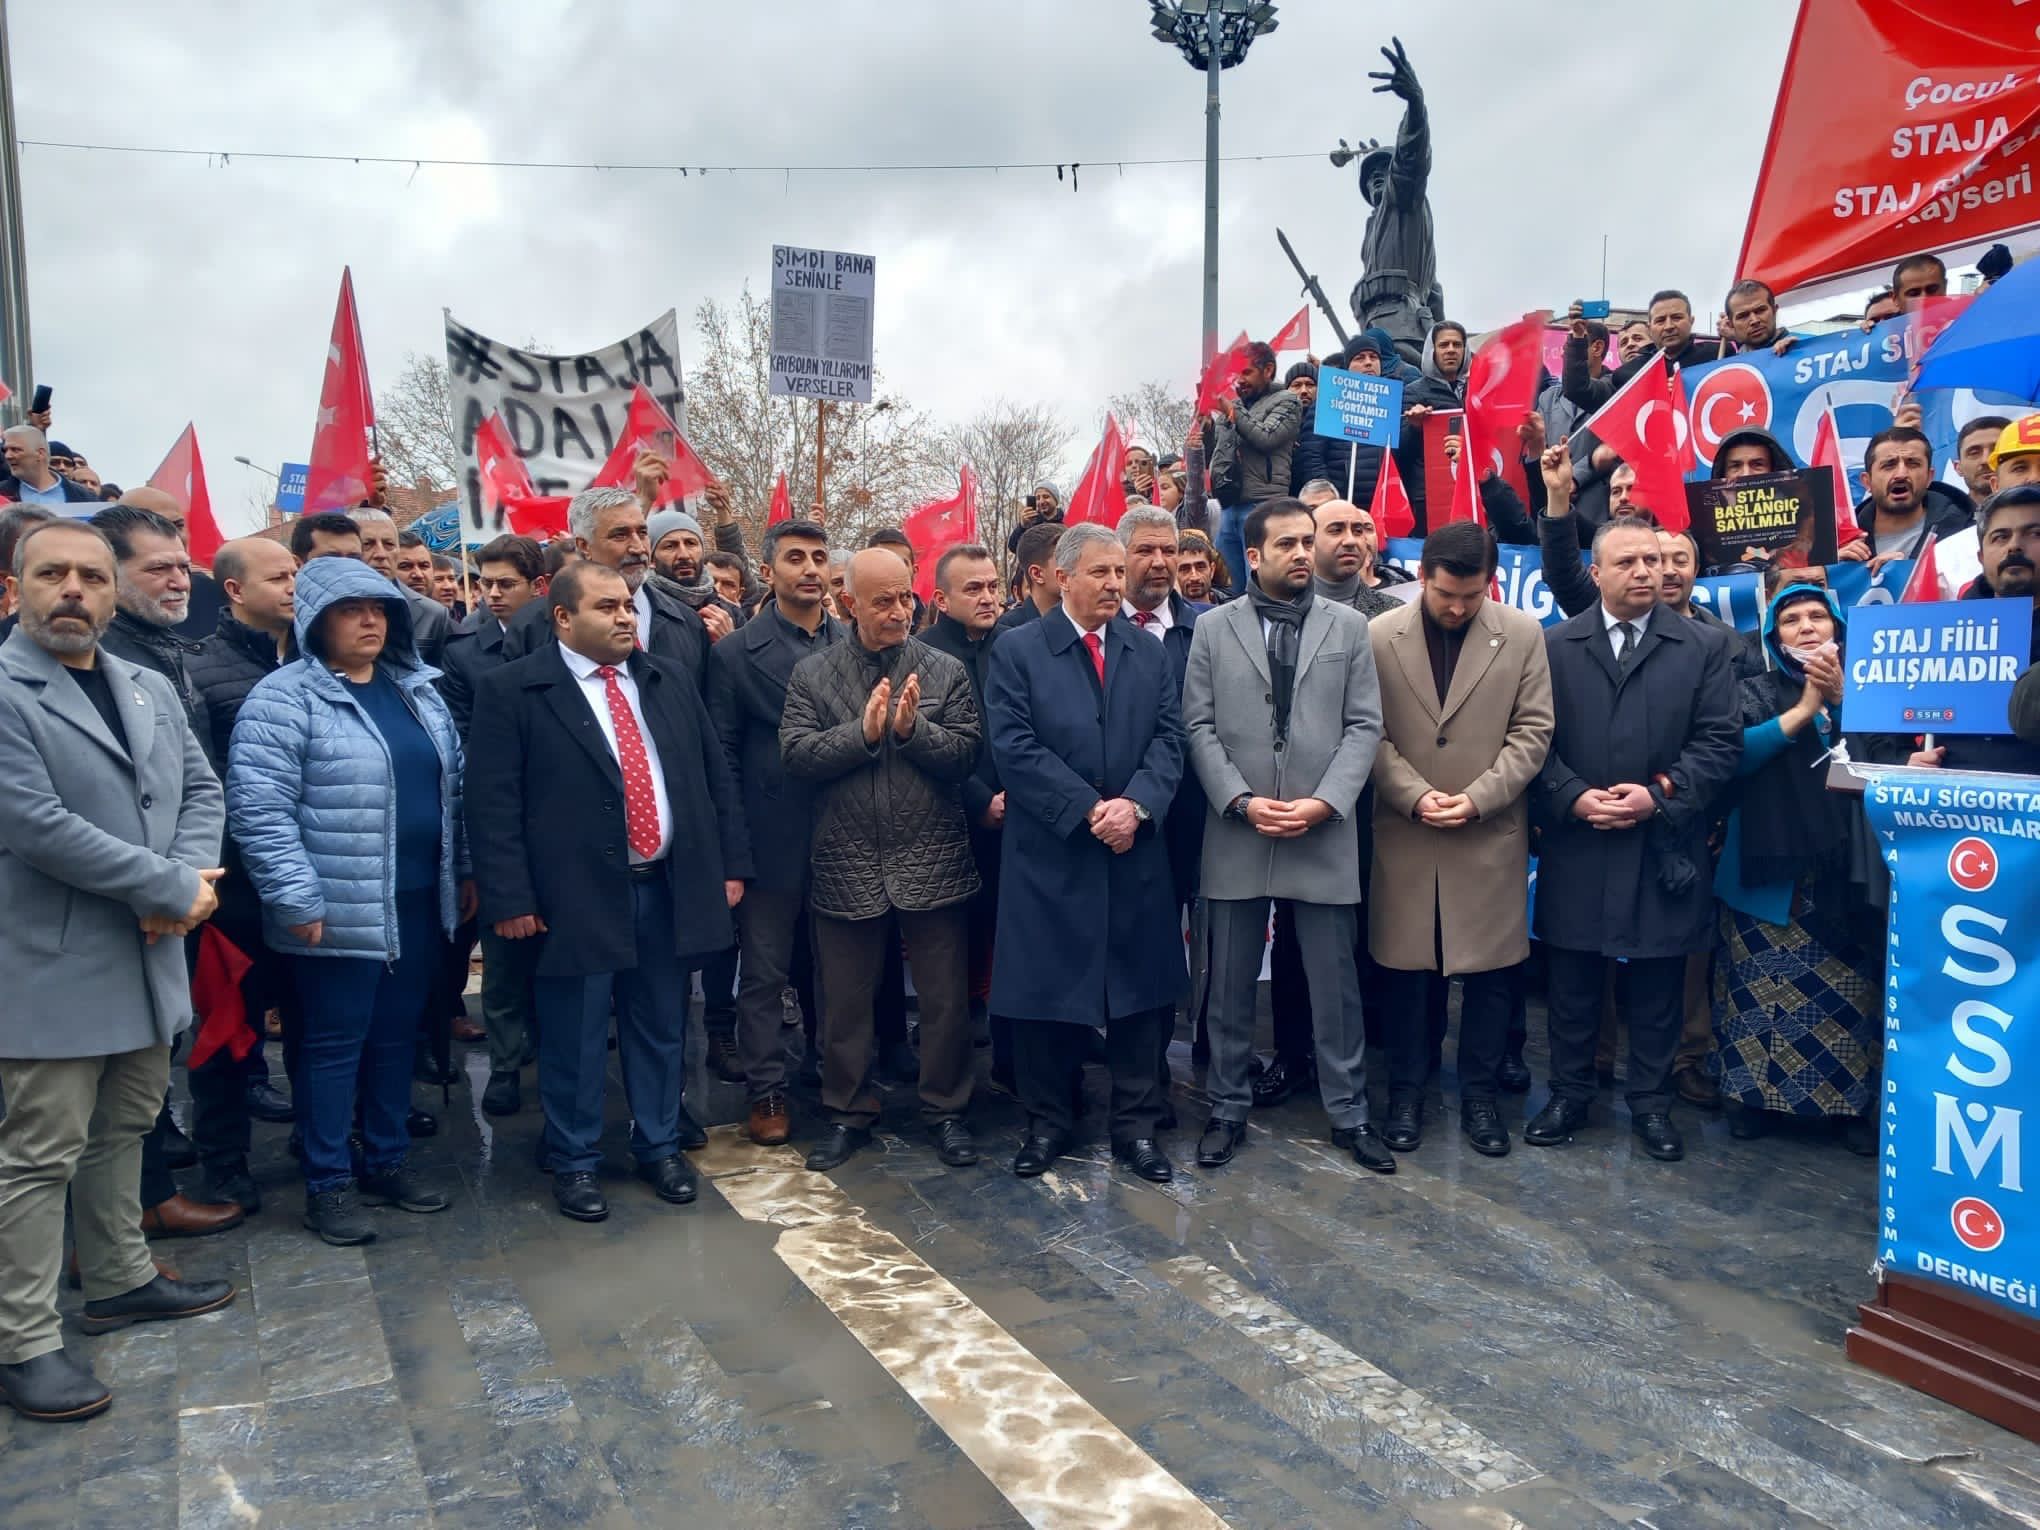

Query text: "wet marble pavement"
[6, 1002, 2040, 1530]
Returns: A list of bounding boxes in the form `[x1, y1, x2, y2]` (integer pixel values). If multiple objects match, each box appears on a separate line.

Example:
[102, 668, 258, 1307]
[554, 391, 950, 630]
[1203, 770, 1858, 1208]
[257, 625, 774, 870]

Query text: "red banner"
[1737, 0, 2040, 297]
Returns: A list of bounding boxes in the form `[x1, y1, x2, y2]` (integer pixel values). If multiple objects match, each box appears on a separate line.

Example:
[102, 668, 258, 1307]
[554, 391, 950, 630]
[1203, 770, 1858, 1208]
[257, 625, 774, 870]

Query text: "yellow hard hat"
[1988, 413, 2040, 470]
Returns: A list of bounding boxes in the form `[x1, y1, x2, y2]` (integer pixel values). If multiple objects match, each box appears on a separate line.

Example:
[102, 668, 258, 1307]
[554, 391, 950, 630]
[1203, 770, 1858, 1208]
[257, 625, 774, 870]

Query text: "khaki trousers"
[0, 1045, 168, 1363]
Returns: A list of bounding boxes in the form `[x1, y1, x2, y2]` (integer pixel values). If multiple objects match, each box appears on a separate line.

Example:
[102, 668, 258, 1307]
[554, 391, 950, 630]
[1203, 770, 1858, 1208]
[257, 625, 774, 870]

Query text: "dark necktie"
[1084, 630, 1105, 684]
[596, 666, 661, 860]
[1616, 620, 1640, 669]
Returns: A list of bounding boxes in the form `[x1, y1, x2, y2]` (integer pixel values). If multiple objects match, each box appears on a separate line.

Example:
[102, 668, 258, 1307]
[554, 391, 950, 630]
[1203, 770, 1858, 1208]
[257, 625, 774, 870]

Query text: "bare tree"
[683, 289, 952, 552]
[374, 353, 461, 493]
[1106, 380, 1196, 463]
[946, 400, 1073, 564]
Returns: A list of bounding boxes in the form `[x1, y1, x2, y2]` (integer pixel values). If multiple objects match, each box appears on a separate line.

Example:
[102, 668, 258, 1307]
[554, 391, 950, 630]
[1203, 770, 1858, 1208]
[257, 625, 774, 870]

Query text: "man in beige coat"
[1369, 522, 1553, 1158]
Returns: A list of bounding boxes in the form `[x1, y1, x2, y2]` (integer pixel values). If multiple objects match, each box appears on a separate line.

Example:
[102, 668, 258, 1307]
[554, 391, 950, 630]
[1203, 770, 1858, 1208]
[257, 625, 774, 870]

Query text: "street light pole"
[1202, 6, 1221, 367]
[0, 0, 33, 426]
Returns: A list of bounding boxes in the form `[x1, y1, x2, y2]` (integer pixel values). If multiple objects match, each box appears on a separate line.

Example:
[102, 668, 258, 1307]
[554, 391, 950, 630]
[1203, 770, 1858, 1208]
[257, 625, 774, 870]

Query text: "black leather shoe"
[804, 1124, 870, 1172]
[1523, 1096, 1592, 1147]
[1012, 1132, 1070, 1177]
[481, 1071, 521, 1117]
[412, 1053, 460, 1086]
[706, 1033, 743, 1085]
[0, 1350, 111, 1421]
[406, 1108, 438, 1139]
[79, 1273, 236, 1335]
[1251, 1057, 1309, 1108]
[1330, 1123, 1397, 1174]
[357, 1166, 450, 1213]
[553, 1172, 609, 1222]
[1496, 1053, 1533, 1094]
[675, 1104, 708, 1152]
[931, 1120, 979, 1167]
[1460, 1100, 1511, 1157]
[1631, 1112, 1685, 1162]
[1113, 1138, 1173, 1183]
[1382, 1099, 1423, 1152]
[1196, 1118, 1246, 1167]
[244, 1081, 296, 1123]
[304, 1185, 375, 1246]
[639, 1155, 698, 1204]
[195, 1162, 261, 1214]
[161, 1117, 198, 1171]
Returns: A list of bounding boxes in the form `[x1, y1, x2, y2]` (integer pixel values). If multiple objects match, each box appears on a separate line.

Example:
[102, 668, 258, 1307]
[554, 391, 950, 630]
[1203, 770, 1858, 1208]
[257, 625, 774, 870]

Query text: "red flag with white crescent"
[767, 471, 792, 526]
[1269, 305, 1310, 355]
[473, 411, 534, 527]
[1580, 359, 1696, 531]
[1065, 415, 1129, 527]
[303, 267, 377, 513]
[147, 424, 225, 567]
[901, 465, 979, 601]
[1809, 397, 1864, 544]
[1369, 447, 1415, 540]
[590, 384, 713, 502]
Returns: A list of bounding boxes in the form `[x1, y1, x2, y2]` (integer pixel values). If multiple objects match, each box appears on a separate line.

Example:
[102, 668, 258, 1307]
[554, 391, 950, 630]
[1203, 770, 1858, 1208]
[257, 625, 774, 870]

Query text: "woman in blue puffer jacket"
[228, 556, 473, 1247]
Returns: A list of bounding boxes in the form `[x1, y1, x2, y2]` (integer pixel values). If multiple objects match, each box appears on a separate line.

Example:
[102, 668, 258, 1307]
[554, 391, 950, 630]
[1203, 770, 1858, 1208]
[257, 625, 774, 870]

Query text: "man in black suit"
[441, 534, 548, 1114]
[501, 487, 710, 686]
[1524, 516, 1740, 1163]
[705, 518, 840, 1147]
[466, 562, 751, 1222]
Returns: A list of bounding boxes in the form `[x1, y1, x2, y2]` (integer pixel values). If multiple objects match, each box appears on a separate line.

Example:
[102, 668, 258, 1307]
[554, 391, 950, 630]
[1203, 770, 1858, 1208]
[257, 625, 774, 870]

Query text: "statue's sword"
[1276, 227, 1352, 352]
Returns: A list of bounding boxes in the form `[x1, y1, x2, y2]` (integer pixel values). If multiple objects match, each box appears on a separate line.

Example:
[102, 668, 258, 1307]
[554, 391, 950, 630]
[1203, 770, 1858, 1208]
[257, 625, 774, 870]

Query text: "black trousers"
[1381, 964, 1518, 1105]
[1545, 947, 1685, 1113]
[696, 944, 740, 1044]
[732, 885, 818, 1102]
[1016, 1009, 1167, 1144]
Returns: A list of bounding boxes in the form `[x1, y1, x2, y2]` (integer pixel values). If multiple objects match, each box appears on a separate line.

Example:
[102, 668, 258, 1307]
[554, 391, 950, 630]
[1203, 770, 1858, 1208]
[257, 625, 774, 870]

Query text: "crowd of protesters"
[5, 242, 2040, 1424]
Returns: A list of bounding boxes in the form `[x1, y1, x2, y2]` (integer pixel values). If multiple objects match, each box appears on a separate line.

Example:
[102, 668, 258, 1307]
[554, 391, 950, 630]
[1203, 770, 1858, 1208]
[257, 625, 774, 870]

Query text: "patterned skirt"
[1710, 884, 1879, 1117]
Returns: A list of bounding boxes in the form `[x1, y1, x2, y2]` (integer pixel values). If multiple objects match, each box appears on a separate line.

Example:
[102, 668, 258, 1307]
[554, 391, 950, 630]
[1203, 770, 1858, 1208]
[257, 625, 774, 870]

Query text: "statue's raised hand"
[1368, 37, 1421, 103]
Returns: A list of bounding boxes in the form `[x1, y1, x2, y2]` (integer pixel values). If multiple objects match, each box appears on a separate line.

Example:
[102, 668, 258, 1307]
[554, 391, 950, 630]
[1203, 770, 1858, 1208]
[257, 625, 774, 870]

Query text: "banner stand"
[1829, 762, 2040, 1444]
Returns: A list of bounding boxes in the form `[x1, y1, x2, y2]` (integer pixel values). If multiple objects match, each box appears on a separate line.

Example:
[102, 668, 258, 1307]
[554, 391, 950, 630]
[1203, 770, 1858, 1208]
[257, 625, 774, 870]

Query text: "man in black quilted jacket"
[781, 547, 983, 1174]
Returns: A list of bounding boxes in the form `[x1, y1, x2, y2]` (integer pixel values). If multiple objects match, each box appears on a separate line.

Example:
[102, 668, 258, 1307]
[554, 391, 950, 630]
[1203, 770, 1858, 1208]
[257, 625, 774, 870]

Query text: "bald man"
[118, 485, 226, 638]
[781, 547, 984, 1172]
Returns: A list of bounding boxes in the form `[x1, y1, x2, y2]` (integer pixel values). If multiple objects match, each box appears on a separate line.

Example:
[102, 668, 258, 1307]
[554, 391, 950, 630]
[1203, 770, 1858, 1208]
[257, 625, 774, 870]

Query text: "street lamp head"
[1149, 0, 1276, 68]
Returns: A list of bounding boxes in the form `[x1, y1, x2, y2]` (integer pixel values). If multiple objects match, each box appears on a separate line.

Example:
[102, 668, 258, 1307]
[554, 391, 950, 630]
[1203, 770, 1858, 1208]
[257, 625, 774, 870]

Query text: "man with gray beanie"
[647, 507, 743, 642]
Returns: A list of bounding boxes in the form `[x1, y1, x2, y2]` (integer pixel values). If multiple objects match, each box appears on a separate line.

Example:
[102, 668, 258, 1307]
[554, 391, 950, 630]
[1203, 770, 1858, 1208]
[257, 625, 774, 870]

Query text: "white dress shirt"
[559, 644, 673, 862]
[632, 583, 654, 649]
[1122, 598, 1173, 641]
[1601, 603, 1645, 662]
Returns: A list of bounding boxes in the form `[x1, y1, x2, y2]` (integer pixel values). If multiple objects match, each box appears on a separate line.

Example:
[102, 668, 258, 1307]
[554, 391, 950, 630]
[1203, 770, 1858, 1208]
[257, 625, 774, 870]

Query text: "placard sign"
[1844, 598, 2034, 735]
[770, 245, 876, 403]
[1684, 467, 1838, 571]
[1314, 367, 1404, 448]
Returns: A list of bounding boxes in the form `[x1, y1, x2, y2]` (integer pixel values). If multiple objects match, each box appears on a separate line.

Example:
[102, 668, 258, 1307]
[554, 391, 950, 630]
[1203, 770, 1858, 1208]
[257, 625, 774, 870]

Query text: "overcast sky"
[10, 0, 1798, 535]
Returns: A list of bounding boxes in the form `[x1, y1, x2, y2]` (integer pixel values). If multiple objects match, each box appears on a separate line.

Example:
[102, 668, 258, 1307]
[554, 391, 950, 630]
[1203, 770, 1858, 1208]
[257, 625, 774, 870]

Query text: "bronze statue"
[1332, 38, 1444, 367]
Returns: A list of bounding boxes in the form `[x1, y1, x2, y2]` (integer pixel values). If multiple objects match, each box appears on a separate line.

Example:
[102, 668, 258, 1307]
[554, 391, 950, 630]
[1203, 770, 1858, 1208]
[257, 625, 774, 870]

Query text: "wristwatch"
[1225, 793, 1252, 821]
[1133, 803, 1152, 825]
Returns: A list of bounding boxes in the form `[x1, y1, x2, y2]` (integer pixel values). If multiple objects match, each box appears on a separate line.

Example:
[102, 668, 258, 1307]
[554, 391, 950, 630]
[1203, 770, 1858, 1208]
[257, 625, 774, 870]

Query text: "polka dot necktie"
[596, 666, 661, 860]
[1084, 630, 1105, 684]
[1133, 610, 1154, 629]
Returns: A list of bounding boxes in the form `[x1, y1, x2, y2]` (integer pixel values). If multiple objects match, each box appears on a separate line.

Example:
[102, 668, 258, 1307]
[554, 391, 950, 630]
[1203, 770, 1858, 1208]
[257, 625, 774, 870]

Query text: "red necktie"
[1133, 610, 1154, 629]
[1084, 630, 1105, 684]
[596, 666, 661, 860]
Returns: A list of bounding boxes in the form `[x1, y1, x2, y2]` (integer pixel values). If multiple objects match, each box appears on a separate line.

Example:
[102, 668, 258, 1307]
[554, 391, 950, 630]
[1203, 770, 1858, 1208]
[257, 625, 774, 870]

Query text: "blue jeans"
[1216, 504, 1250, 597]
[292, 890, 441, 1194]
[532, 874, 688, 1174]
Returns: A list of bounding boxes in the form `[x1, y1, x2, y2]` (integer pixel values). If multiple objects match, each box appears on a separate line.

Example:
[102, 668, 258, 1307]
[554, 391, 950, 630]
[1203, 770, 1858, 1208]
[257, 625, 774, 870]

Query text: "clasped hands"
[1413, 791, 1477, 828]
[1242, 797, 1334, 839]
[1571, 783, 1658, 831]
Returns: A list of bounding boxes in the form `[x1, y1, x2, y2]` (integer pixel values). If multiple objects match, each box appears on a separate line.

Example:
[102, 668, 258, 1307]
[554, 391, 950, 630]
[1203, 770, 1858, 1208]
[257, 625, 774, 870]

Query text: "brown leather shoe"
[747, 1093, 792, 1146]
[65, 1251, 179, 1292]
[141, 1194, 245, 1240]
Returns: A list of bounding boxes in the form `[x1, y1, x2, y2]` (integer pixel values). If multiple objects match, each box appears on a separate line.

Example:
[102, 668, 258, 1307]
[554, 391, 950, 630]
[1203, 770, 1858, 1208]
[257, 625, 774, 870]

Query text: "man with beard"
[1208, 341, 1303, 598]
[393, 533, 435, 599]
[1395, 320, 1467, 528]
[1176, 532, 1220, 604]
[1185, 499, 1388, 1172]
[1857, 425, 1974, 559]
[1311, 498, 1403, 618]
[0, 520, 233, 1422]
[1955, 415, 2016, 502]
[503, 488, 710, 686]
[647, 507, 740, 642]
[1904, 485, 2040, 777]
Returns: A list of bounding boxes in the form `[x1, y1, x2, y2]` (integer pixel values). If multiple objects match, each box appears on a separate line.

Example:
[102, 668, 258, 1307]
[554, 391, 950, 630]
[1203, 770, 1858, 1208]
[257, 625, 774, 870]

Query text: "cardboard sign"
[1314, 367, 1404, 448]
[770, 245, 875, 403]
[1685, 468, 1837, 572]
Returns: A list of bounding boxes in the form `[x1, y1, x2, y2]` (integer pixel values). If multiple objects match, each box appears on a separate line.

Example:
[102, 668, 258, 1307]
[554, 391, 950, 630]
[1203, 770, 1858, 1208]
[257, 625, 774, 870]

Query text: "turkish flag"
[1444, 314, 1549, 526]
[901, 465, 979, 601]
[1270, 305, 1310, 355]
[590, 384, 714, 503]
[147, 424, 226, 567]
[1908, 291, 1975, 366]
[0, 378, 10, 404]
[504, 493, 572, 540]
[304, 267, 377, 513]
[1370, 447, 1415, 540]
[767, 471, 792, 526]
[1736, 0, 2040, 297]
[1195, 333, 1253, 417]
[1581, 359, 1696, 531]
[186, 925, 256, 1071]
[473, 411, 535, 529]
[1065, 415, 1129, 527]
[1808, 399, 1864, 544]
[1900, 531, 1943, 602]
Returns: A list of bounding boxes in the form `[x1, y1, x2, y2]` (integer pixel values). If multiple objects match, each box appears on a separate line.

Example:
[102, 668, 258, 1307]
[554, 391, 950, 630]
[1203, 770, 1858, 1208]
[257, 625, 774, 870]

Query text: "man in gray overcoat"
[1183, 498, 1393, 1174]
[0, 519, 235, 1423]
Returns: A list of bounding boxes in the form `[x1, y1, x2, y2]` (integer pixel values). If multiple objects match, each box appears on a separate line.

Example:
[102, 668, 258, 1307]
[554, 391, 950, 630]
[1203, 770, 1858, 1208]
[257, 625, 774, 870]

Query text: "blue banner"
[1314, 367, 1403, 448]
[1682, 317, 2026, 482]
[1384, 538, 1910, 634]
[1846, 599, 2034, 735]
[276, 462, 308, 515]
[1865, 770, 2040, 1321]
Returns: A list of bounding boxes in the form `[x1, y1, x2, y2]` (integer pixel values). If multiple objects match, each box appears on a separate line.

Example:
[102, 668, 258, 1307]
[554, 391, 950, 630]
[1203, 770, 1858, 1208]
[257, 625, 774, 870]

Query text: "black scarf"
[1245, 581, 1313, 743]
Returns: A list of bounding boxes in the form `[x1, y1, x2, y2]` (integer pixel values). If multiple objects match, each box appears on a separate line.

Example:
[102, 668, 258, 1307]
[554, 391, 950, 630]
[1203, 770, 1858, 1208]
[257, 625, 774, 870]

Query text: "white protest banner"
[443, 309, 685, 519]
[769, 246, 875, 403]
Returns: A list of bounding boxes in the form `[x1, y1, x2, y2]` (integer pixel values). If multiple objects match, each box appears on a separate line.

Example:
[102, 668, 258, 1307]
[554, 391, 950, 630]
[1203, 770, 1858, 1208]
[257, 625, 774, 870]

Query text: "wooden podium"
[1829, 759, 2040, 1443]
